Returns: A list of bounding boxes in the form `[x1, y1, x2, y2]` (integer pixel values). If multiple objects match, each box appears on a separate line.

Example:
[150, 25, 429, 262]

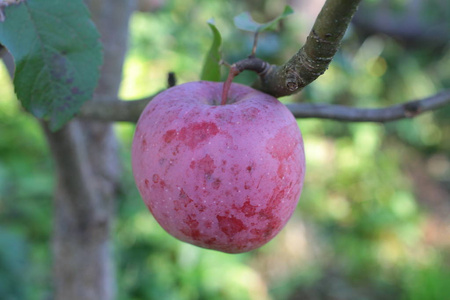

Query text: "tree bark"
[254, 0, 362, 97]
[42, 1, 134, 299]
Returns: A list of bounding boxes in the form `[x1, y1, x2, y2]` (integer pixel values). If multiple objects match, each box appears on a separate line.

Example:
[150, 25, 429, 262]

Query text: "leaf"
[0, 0, 26, 22]
[0, 0, 102, 130]
[200, 19, 222, 82]
[234, 12, 260, 33]
[234, 5, 294, 33]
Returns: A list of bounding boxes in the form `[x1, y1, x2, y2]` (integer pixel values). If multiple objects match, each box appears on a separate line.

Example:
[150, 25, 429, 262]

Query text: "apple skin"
[132, 81, 305, 253]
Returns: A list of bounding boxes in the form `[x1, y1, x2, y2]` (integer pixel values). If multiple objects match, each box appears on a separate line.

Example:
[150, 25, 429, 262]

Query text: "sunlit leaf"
[0, 0, 102, 130]
[200, 19, 222, 82]
[234, 5, 293, 33]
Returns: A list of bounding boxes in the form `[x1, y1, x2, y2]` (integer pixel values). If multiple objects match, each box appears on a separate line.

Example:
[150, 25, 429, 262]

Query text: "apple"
[132, 81, 305, 253]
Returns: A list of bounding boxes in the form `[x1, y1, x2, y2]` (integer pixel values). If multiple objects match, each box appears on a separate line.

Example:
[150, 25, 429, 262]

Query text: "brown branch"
[287, 90, 450, 122]
[77, 89, 450, 123]
[79, 95, 154, 122]
[79, 74, 175, 122]
[253, 0, 362, 97]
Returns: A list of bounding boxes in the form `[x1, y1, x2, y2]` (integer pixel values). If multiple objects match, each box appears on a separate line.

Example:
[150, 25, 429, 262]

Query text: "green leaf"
[234, 5, 294, 33]
[234, 12, 260, 33]
[200, 19, 222, 82]
[0, 0, 102, 131]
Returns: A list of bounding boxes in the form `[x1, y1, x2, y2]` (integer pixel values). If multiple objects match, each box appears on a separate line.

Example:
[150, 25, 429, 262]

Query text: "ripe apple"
[132, 81, 305, 253]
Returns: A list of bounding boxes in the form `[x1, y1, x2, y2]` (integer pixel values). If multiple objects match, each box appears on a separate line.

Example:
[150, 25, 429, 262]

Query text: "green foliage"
[200, 20, 222, 82]
[0, 0, 102, 130]
[0, 229, 28, 300]
[0, 62, 53, 300]
[401, 262, 450, 300]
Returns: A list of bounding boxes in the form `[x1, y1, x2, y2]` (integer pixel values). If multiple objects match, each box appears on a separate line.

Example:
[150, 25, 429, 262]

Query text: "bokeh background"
[1, 0, 449, 299]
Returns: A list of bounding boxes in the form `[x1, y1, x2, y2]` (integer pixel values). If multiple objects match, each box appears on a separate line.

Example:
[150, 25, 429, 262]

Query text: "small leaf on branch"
[200, 19, 222, 82]
[234, 5, 293, 33]
[0, 0, 102, 130]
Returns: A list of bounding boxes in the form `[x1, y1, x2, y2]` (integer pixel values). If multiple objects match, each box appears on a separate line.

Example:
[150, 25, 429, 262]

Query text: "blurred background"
[1, 0, 449, 299]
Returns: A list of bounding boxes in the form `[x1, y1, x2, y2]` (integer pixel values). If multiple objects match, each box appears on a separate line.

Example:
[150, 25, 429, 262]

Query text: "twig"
[252, 0, 362, 97]
[77, 89, 450, 123]
[287, 90, 450, 122]
[250, 31, 259, 57]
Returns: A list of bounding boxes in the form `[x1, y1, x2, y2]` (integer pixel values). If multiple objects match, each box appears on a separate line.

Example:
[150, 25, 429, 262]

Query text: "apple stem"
[221, 65, 240, 105]
[220, 57, 272, 105]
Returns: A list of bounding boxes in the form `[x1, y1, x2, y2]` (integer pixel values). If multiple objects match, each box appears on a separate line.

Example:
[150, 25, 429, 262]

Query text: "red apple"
[132, 81, 305, 253]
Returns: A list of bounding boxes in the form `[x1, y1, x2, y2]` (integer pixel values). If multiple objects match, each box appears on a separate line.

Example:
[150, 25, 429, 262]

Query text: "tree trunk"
[42, 1, 134, 299]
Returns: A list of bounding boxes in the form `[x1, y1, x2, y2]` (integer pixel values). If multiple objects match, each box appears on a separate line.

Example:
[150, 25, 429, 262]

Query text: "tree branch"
[79, 95, 153, 122]
[254, 0, 362, 97]
[78, 89, 450, 123]
[286, 90, 450, 122]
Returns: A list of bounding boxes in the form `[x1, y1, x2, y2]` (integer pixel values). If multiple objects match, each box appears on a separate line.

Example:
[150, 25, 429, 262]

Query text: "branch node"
[404, 101, 422, 117]
[258, 0, 362, 97]
[311, 30, 335, 45]
[257, 61, 272, 77]
[219, 59, 231, 68]
[286, 70, 300, 91]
